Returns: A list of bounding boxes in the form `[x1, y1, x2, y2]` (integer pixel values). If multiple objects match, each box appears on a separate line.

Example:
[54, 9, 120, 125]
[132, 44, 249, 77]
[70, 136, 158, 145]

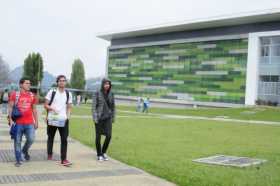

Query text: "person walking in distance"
[92, 78, 115, 161]
[1, 89, 9, 115]
[136, 97, 143, 112]
[143, 97, 150, 113]
[8, 78, 38, 167]
[44, 75, 73, 166]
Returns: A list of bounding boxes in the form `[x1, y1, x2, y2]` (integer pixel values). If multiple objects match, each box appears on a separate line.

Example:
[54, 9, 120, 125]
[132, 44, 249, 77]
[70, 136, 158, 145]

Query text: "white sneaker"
[102, 154, 109, 161]
[97, 156, 104, 161]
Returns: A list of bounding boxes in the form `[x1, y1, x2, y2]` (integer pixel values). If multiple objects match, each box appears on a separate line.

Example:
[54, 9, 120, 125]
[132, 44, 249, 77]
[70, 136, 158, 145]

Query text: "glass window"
[271, 36, 280, 44]
[271, 76, 279, 82]
[261, 37, 271, 45]
[260, 76, 270, 82]
[261, 46, 270, 57]
[271, 45, 280, 56]
[260, 75, 279, 82]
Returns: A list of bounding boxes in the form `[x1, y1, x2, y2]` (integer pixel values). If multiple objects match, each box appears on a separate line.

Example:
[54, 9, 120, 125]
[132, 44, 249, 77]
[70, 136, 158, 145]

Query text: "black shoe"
[15, 161, 22, 167]
[23, 152, 30, 161]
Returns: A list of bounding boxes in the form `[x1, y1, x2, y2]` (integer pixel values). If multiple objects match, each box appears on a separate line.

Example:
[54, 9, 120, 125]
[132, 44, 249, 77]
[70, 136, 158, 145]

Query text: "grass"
[72, 104, 280, 122]
[69, 108, 280, 186]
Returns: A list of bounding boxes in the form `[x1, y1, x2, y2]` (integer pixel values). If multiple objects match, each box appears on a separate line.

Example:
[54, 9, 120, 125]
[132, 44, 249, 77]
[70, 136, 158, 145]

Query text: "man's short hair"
[19, 77, 30, 85]
[56, 75, 67, 83]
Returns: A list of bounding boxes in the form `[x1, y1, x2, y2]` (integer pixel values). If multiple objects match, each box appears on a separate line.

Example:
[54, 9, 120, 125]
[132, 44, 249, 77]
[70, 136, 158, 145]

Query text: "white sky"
[0, 0, 280, 78]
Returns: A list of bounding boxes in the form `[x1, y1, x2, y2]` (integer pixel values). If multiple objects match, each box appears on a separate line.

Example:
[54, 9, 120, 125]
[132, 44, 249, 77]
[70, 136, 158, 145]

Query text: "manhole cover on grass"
[215, 116, 229, 119]
[241, 111, 256, 115]
[193, 155, 267, 168]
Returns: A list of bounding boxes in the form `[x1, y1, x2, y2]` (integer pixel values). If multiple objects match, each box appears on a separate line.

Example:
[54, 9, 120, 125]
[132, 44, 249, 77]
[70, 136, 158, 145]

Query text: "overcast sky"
[0, 0, 279, 79]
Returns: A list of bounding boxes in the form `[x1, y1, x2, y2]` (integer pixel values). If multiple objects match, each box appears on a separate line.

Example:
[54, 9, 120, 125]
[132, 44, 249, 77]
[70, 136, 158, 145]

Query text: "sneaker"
[61, 160, 72, 166]
[47, 155, 53, 160]
[97, 156, 104, 161]
[102, 154, 109, 161]
[23, 152, 30, 161]
[15, 161, 22, 167]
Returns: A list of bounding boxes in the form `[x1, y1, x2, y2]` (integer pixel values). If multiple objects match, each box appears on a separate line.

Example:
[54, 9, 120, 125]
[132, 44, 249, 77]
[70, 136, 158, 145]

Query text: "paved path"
[118, 110, 280, 126]
[0, 107, 176, 186]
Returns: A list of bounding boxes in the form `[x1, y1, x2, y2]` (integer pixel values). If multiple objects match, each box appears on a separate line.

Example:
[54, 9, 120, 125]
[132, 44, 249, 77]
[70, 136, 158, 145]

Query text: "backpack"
[48, 89, 70, 106]
[11, 92, 22, 122]
[46, 89, 70, 121]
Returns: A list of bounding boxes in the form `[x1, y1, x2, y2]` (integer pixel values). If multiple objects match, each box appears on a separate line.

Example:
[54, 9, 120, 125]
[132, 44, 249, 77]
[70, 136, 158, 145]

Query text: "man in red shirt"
[8, 77, 38, 167]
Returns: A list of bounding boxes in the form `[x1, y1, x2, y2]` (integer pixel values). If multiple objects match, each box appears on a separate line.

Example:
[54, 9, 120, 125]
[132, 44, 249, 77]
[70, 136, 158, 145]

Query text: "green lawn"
[72, 104, 280, 122]
[69, 109, 280, 186]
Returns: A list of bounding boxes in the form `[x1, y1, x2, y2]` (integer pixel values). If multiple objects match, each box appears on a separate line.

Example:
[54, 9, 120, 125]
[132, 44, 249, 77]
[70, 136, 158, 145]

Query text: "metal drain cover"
[0, 139, 75, 143]
[0, 149, 60, 162]
[193, 155, 267, 168]
[0, 169, 142, 184]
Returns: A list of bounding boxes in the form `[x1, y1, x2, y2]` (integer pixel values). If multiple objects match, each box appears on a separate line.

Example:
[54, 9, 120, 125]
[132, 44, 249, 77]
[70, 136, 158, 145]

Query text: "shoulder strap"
[15, 92, 20, 105]
[66, 90, 69, 104]
[48, 90, 56, 106]
[101, 92, 111, 110]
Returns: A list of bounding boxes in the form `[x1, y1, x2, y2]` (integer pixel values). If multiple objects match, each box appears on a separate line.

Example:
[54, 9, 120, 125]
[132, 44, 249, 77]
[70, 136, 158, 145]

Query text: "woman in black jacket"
[92, 78, 115, 161]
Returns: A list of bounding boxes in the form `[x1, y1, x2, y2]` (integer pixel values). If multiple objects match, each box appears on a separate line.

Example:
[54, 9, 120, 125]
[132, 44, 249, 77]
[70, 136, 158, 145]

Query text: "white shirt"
[45, 89, 72, 120]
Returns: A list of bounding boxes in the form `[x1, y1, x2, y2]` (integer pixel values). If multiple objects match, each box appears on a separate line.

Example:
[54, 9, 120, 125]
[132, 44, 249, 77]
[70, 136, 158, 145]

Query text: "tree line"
[0, 53, 86, 91]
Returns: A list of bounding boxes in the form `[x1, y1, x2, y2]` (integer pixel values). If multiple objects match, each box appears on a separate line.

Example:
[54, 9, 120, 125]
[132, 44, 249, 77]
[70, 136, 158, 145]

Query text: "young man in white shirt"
[44, 75, 72, 166]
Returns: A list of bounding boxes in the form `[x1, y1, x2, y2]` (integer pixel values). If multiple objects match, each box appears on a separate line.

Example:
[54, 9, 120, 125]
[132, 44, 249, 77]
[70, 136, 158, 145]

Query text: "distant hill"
[8, 66, 23, 83]
[9, 66, 103, 91]
[42, 71, 56, 89]
[9, 66, 56, 88]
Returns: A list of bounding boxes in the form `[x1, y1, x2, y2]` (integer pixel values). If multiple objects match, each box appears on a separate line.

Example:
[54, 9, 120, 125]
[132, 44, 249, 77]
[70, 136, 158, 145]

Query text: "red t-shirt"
[9, 91, 37, 125]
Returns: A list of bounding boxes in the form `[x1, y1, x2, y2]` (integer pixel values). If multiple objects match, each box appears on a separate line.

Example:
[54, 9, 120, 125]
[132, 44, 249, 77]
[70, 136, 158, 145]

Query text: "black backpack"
[48, 89, 70, 106]
[46, 89, 70, 123]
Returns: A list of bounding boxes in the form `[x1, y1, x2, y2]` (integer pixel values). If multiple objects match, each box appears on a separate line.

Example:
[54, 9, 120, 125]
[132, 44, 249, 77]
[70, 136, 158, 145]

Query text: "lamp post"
[37, 57, 41, 95]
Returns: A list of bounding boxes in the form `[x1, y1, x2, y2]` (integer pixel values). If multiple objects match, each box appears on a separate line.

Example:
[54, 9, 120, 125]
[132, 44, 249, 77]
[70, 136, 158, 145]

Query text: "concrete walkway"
[0, 109, 176, 186]
[118, 110, 280, 126]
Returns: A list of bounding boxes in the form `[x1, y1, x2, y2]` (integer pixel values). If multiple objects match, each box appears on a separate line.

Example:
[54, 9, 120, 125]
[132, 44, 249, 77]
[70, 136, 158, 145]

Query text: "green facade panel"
[108, 39, 248, 104]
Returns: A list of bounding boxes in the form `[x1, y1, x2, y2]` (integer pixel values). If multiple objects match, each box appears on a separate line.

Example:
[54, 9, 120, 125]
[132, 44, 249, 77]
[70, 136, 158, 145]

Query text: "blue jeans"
[14, 124, 35, 162]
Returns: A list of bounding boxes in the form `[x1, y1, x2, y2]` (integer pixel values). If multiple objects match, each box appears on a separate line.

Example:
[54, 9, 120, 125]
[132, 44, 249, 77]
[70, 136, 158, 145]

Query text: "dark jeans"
[95, 119, 112, 156]
[47, 120, 69, 161]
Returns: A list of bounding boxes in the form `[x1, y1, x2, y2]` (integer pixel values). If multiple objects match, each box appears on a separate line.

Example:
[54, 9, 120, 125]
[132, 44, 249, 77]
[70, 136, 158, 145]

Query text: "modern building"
[98, 9, 280, 106]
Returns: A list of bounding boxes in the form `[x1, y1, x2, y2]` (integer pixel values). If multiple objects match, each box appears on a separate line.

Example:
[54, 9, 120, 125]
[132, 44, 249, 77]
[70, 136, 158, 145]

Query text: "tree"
[70, 59, 86, 91]
[0, 55, 10, 85]
[23, 53, 44, 87]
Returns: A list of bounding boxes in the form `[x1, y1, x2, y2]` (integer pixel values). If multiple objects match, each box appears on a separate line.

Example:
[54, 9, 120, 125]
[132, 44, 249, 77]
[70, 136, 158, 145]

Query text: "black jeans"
[95, 119, 112, 156]
[47, 120, 69, 161]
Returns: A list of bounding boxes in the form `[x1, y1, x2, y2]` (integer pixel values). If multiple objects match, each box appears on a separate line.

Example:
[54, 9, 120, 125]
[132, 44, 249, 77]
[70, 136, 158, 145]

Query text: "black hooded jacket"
[92, 78, 115, 123]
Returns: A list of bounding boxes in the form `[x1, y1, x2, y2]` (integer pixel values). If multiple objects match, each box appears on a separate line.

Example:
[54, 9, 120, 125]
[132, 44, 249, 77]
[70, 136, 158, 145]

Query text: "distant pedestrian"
[92, 78, 115, 161]
[1, 89, 9, 114]
[77, 95, 81, 106]
[84, 96, 88, 104]
[136, 97, 143, 112]
[143, 97, 150, 113]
